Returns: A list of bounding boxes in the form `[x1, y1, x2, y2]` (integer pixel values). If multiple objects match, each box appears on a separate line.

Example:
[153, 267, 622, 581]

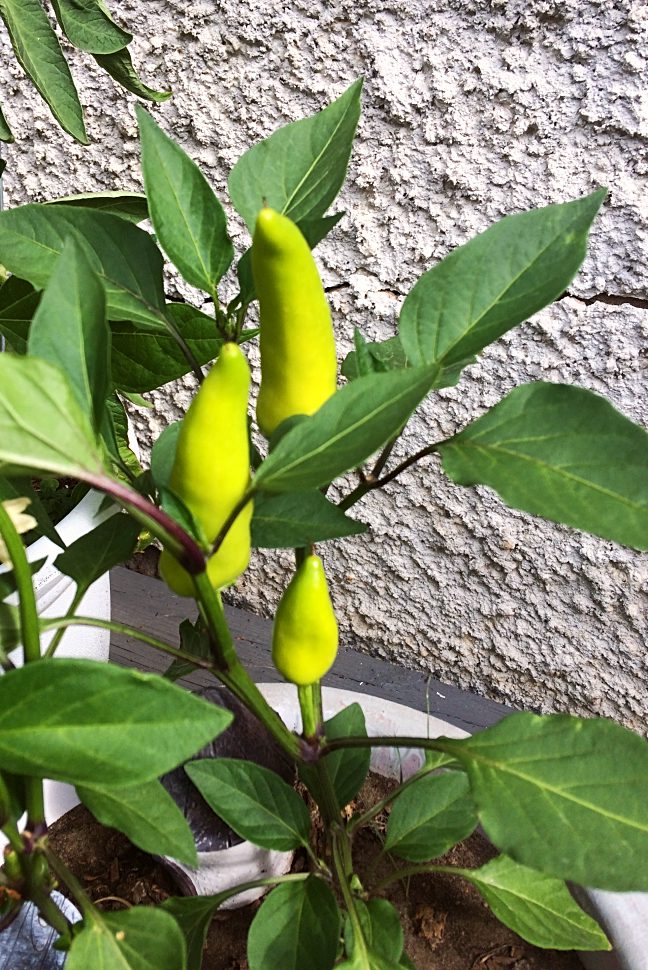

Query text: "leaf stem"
[371, 862, 457, 895]
[208, 490, 254, 558]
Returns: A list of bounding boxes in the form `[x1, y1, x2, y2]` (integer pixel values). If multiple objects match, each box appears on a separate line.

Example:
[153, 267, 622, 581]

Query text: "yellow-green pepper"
[159, 342, 252, 596]
[272, 554, 339, 686]
[251, 207, 337, 438]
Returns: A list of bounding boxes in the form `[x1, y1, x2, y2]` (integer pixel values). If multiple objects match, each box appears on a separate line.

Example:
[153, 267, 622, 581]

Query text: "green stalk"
[192, 576, 301, 760]
[332, 827, 369, 963]
[0, 503, 45, 827]
[298, 684, 318, 738]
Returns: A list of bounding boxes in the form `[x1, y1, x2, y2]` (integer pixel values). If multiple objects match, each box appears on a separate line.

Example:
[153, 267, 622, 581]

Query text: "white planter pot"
[0, 489, 114, 842]
[251, 684, 645, 970]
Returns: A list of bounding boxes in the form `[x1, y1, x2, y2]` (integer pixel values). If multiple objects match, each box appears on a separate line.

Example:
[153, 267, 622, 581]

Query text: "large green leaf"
[301, 704, 370, 812]
[445, 712, 648, 891]
[0, 659, 231, 786]
[247, 877, 340, 970]
[400, 190, 605, 370]
[0, 204, 167, 330]
[385, 771, 477, 862]
[78, 779, 197, 866]
[186, 758, 310, 851]
[94, 47, 171, 102]
[28, 238, 110, 430]
[46, 190, 149, 223]
[0, 0, 87, 143]
[66, 907, 186, 970]
[458, 855, 609, 951]
[0, 355, 105, 480]
[252, 490, 367, 548]
[111, 304, 221, 392]
[229, 79, 362, 233]
[55, 512, 140, 597]
[0, 275, 40, 352]
[439, 382, 648, 551]
[254, 363, 439, 494]
[50, 0, 131, 53]
[150, 421, 182, 490]
[138, 107, 233, 293]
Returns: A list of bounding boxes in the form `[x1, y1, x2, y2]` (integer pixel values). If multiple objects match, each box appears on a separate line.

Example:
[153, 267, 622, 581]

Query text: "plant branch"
[40, 616, 215, 670]
[0, 503, 45, 827]
[337, 440, 442, 511]
[83, 474, 206, 574]
[372, 862, 458, 895]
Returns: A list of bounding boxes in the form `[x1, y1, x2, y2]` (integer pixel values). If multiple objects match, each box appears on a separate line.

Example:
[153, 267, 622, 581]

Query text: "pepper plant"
[1, 80, 648, 969]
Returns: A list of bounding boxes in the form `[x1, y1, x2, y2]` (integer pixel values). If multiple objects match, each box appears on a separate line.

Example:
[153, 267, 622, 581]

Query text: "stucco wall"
[1, 0, 646, 728]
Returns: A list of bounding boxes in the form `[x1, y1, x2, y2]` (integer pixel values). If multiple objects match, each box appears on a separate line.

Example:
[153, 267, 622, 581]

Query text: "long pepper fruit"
[272, 554, 339, 686]
[159, 342, 253, 596]
[252, 207, 337, 438]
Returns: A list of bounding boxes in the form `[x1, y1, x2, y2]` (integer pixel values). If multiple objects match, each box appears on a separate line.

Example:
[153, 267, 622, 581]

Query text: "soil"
[48, 773, 585, 970]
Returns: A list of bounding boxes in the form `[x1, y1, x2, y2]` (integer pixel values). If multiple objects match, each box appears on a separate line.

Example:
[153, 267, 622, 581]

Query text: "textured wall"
[1, 0, 647, 728]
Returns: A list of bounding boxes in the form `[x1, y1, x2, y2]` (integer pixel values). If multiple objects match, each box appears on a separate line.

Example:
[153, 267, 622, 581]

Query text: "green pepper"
[159, 342, 252, 596]
[252, 207, 337, 438]
[272, 554, 339, 686]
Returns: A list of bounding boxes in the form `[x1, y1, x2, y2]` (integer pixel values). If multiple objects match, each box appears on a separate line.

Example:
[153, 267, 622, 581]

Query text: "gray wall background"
[1, 0, 646, 729]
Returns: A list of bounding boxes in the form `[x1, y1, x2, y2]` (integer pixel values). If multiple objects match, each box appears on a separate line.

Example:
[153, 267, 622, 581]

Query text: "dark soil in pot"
[48, 772, 584, 970]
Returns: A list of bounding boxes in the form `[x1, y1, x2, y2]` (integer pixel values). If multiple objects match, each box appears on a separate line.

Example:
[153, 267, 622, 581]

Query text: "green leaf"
[186, 757, 309, 851]
[55, 512, 140, 596]
[138, 107, 233, 293]
[94, 47, 171, 102]
[161, 896, 222, 970]
[247, 877, 340, 970]
[50, 0, 131, 54]
[46, 190, 149, 223]
[28, 237, 110, 431]
[102, 394, 142, 475]
[385, 771, 477, 862]
[0, 603, 20, 655]
[254, 363, 439, 494]
[0, 276, 40, 352]
[0, 100, 13, 142]
[345, 899, 404, 966]
[0, 355, 105, 480]
[163, 616, 211, 681]
[252, 490, 367, 548]
[66, 907, 186, 970]
[0, 204, 167, 330]
[0, 0, 87, 143]
[111, 304, 221, 393]
[439, 382, 648, 551]
[78, 779, 197, 867]
[400, 190, 605, 371]
[457, 855, 610, 951]
[342, 334, 407, 381]
[150, 421, 182, 490]
[301, 704, 370, 811]
[229, 79, 362, 233]
[445, 712, 648, 891]
[0, 659, 232, 786]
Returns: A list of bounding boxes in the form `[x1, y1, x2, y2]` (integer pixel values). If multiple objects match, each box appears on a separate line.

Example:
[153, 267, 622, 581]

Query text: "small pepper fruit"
[159, 342, 253, 596]
[272, 554, 339, 686]
[251, 207, 337, 438]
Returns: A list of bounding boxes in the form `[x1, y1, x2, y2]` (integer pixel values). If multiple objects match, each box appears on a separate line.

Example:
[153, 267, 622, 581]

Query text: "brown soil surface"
[48, 774, 585, 970]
